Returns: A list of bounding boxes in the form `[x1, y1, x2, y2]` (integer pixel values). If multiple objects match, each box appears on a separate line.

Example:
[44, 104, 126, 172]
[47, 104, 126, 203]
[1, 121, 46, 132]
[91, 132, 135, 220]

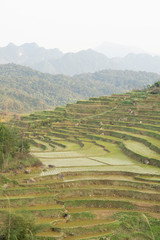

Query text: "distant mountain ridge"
[95, 42, 146, 58]
[0, 42, 63, 66]
[1, 43, 160, 75]
[0, 63, 160, 113]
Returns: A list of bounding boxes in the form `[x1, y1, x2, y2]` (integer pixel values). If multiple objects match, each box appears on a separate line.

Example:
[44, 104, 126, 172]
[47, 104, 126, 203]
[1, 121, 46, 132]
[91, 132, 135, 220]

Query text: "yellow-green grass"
[32, 137, 160, 175]
[8, 173, 159, 189]
[40, 164, 160, 176]
[38, 157, 105, 167]
[110, 129, 160, 149]
[2, 177, 160, 197]
[62, 196, 160, 206]
[52, 185, 160, 195]
[102, 124, 160, 140]
[54, 219, 114, 228]
[32, 151, 85, 159]
[67, 207, 157, 215]
[64, 231, 111, 240]
[78, 125, 160, 148]
[36, 217, 62, 224]
[91, 141, 136, 166]
[36, 231, 63, 237]
[34, 139, 53, 151]
[30, 145, 44, 152]
[48, 140, 81, 151]
[32, 142, 110, 167]
[0, 204, 64, 211]
[136, 176, 160, 181]
[125, 141, 160, 160]
[76, 142, 107, 156]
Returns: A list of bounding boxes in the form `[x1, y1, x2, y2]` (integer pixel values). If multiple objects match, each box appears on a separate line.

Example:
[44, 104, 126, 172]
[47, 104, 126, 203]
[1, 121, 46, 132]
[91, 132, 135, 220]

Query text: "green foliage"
[0, 123, 40, 170]
[111, 212, 158, 240]
[151, 81, 160, 88]
[0, 123, 29, 155]
[0, 174, 18, 188]
[0, 64, 160, 112]
[0, 124, 17, 156]
[149, 217, 160, 240]
[0, 212, 37, 240]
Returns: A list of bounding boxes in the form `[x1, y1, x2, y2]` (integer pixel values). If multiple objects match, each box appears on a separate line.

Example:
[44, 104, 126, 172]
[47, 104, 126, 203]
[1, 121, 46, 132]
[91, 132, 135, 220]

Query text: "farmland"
[0, 84, 160, 239]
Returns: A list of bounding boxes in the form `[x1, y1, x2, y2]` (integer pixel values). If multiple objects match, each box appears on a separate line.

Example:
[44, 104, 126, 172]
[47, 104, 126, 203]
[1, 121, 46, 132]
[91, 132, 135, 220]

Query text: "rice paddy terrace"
[1, 87, 160, 239]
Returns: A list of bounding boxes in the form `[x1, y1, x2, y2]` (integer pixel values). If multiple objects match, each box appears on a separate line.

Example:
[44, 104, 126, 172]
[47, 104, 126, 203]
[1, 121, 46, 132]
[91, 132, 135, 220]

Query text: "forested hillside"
[0, 63, 160, 113]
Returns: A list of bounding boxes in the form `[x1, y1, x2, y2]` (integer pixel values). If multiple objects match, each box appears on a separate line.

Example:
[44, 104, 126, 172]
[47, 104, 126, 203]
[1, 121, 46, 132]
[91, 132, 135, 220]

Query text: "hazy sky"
[1, 0, 160, 54]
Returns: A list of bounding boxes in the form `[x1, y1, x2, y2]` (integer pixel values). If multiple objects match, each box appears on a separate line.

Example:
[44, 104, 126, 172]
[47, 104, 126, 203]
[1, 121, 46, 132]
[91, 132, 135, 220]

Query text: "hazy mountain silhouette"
[0, 42, 63, 67]
[1, 43, 160, 75]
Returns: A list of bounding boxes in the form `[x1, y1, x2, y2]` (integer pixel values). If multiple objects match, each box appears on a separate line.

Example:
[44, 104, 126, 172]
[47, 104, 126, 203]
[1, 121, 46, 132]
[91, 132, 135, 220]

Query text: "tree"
[0, 123, 30, 169]
[1, 213, 37, 240]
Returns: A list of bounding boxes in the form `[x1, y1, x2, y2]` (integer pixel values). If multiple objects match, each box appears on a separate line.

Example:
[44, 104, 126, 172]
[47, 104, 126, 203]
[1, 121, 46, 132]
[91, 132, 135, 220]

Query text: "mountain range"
[1, 43, 160, 75]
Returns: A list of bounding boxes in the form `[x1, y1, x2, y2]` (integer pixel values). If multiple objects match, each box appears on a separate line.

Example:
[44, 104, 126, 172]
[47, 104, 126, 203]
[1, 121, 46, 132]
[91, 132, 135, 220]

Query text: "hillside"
[1, 43, 160, 75]
[1, 83, 159, 239]
[0, 63, 160, 113]
[0, 64, 79, 112]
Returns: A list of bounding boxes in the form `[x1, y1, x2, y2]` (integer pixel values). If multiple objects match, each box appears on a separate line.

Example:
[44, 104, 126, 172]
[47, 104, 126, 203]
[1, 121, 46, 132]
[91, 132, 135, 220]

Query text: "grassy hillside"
[1, 84, 160, 239]
[0, 63, 160, 113]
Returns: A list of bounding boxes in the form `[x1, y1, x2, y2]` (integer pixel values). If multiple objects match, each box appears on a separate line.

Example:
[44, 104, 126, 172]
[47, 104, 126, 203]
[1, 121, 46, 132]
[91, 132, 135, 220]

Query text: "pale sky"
[1, 0, 160, 54]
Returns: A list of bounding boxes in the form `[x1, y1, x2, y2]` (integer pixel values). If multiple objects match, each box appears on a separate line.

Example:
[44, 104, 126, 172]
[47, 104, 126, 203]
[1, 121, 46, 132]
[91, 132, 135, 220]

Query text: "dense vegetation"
[0, 124, 41, 239]
[0, 123, 40, 170]
[1, 213, 37, 240]
[151, 81, 160, 88]
[0, 64, 160, 113]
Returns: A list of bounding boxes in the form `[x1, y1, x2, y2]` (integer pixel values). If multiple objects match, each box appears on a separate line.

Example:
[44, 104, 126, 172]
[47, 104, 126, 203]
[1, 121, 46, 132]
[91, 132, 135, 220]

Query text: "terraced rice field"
[1, 87, 160, 239]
